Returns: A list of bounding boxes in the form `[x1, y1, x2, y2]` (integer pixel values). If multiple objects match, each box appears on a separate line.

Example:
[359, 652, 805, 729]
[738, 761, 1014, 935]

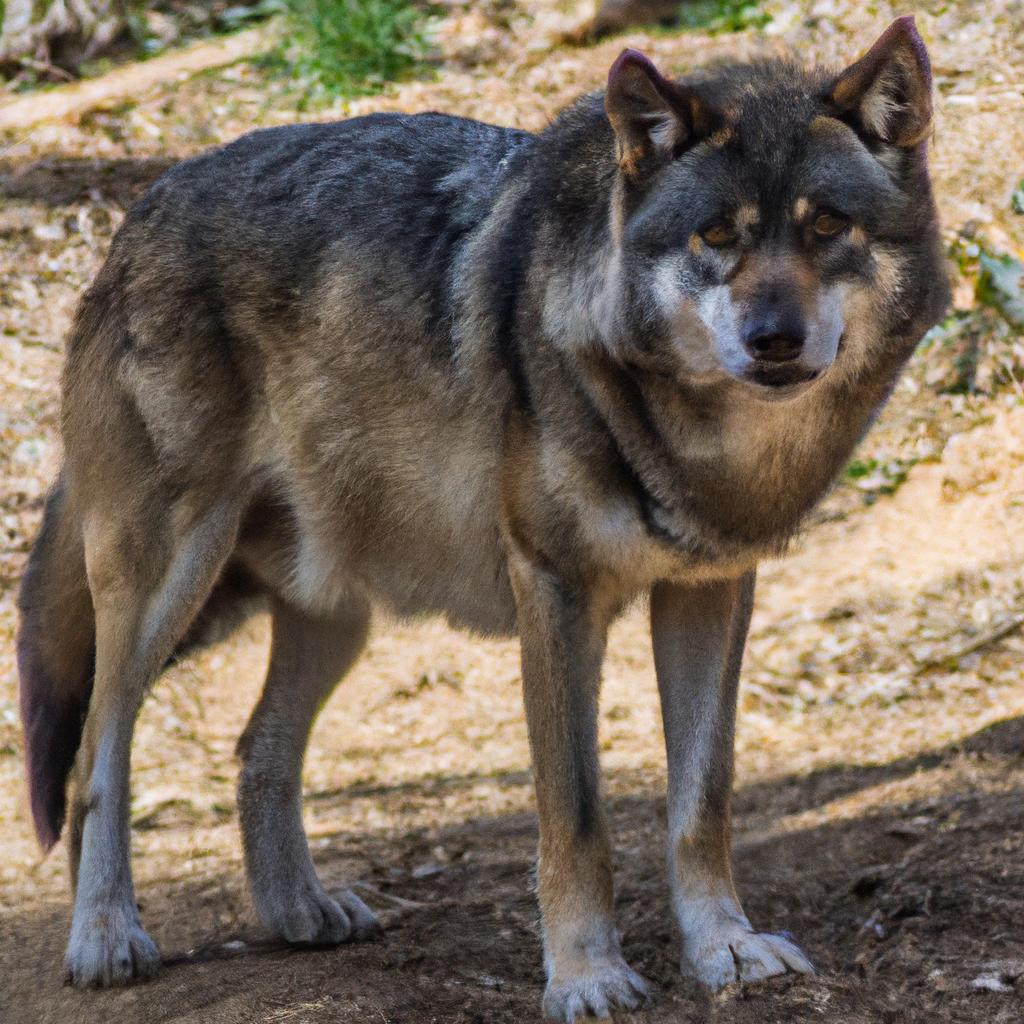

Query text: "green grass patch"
[1011, 177, 1024, 216]
[273, 0, 435, 102]
[675, 0, 770, 33]
[844, 456, 914, 502]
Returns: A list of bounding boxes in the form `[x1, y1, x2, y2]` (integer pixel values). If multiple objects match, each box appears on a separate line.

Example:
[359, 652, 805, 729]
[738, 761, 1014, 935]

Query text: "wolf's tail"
[17, 475, 95, 852]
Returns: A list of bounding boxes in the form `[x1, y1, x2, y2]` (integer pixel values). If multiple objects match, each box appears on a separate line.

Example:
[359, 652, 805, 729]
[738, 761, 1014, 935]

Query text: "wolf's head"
[590, 16, 948, 400]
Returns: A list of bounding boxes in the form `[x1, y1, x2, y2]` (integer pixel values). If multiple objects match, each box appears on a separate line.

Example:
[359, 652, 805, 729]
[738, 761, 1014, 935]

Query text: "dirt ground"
[2, 2, 1024, 1022]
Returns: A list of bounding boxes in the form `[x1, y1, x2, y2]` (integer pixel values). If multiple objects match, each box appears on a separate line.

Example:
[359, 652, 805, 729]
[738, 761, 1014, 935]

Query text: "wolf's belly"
[276, 455, 517, 635]
[288, 528, 517, 636]
[362, 547, 518, 636]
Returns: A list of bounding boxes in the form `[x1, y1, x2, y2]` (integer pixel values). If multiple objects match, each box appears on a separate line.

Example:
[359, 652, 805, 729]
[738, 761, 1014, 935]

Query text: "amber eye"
[813, 210, 850, 237]
[701, 223, 737, 247]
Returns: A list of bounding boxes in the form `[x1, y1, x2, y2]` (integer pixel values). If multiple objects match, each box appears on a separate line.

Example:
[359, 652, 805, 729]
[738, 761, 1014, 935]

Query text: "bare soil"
[5, 711, 1024, 1024]
[2, 2, 1024, 1022]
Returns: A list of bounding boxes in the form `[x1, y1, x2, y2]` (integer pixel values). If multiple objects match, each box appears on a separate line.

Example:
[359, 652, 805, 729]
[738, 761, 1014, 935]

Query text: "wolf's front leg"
[510, 553, 649, 1022]
[650, 573, 814, 990]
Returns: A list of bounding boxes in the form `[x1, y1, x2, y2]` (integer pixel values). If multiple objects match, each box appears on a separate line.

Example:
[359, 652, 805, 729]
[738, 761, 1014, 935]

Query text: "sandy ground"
[1, 2, 1024, 1021]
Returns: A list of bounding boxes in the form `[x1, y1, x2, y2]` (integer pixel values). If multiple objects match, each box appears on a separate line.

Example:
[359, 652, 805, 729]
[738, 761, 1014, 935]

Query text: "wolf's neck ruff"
[483, 52, 943, 575]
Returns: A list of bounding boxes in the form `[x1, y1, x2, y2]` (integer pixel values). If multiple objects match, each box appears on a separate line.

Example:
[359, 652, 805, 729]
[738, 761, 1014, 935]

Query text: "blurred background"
[1, 2, 1023, 1022]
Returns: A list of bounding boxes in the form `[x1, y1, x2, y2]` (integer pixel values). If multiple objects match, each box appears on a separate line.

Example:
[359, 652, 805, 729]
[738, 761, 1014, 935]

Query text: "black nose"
[742, 297, 806, 363]
[744, 329, 805, 363]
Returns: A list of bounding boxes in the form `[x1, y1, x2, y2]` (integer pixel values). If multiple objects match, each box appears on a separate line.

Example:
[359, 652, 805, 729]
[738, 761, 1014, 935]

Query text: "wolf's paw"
[268, 884, 379, 946]
[543, 959, 651, 1022]
[336, 888, 382, 941]
[684, 922, 813, 991]
[64, 907, 160, 987]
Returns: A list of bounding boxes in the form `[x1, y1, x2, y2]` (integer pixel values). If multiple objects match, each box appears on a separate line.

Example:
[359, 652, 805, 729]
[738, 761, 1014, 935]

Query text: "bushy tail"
[17, 476, 95, 852]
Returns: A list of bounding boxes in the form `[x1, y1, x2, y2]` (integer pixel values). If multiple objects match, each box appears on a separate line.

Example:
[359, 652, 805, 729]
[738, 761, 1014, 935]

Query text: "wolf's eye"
[813, 210, 850, 237]
[701, 223, 737, 247]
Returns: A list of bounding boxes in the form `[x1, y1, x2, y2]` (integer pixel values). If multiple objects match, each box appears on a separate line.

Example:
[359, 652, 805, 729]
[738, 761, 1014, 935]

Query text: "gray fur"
[17, 20, 947, 1020]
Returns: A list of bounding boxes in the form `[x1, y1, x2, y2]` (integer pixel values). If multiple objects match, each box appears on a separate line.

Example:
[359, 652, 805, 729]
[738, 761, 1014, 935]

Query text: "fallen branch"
[352, 882, 431, 910]
[0, 25, 269, 133]
[14, 57, 76, 81]
[913, 612, 1024, 674]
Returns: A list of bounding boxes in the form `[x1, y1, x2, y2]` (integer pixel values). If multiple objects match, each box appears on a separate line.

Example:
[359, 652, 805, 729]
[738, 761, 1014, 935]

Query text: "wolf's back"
[18, 113, 535, 852]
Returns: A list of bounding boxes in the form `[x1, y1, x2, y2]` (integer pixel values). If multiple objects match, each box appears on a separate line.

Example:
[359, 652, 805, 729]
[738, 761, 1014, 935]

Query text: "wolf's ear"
[605, 49, 713, 177]
[831, 16, 932, 147]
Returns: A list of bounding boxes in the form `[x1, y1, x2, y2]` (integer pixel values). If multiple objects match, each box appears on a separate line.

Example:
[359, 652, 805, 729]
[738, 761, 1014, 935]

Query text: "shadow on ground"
[2, 718, 1023, 1024]
[0, 156, 178, 207]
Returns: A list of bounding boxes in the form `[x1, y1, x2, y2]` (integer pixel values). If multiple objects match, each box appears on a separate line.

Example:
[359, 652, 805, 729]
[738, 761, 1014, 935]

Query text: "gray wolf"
[18, 16, 947, 1020]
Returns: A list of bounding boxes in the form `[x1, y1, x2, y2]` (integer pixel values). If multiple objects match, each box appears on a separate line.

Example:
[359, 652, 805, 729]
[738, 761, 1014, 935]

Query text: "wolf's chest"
[589, 408, 855, 587]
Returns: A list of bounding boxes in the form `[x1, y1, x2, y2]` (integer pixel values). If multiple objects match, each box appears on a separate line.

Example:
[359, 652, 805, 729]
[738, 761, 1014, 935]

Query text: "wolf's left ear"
[831, 16, 933, 147]
[605, 49, 714, 177]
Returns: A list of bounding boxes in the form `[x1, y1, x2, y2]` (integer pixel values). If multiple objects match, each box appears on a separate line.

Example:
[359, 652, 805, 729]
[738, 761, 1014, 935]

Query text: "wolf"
[17, 16, 947, 1020]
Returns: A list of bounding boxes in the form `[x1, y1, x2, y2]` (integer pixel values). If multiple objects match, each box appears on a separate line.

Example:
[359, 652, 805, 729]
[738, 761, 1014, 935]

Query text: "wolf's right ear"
[605, 49, 713, 178]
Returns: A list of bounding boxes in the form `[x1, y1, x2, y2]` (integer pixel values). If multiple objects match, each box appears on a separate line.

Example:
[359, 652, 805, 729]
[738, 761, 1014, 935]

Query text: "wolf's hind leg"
[237, 595, 377, 945]
[65, 497, 240, 987]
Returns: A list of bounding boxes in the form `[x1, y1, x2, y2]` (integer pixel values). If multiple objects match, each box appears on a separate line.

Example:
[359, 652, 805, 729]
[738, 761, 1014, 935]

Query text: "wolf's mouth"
[746, 365, 821, 390]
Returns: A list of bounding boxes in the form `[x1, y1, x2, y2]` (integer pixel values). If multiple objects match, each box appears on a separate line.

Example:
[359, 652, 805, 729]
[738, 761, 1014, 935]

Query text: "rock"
[411, 862, 446, 879]
[969, 971, 1014, 993]
[32, 221, 66, 242]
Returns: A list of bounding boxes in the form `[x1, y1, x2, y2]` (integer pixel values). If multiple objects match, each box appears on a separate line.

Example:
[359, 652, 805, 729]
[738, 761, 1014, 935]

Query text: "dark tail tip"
[17, 629, 88, 852]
